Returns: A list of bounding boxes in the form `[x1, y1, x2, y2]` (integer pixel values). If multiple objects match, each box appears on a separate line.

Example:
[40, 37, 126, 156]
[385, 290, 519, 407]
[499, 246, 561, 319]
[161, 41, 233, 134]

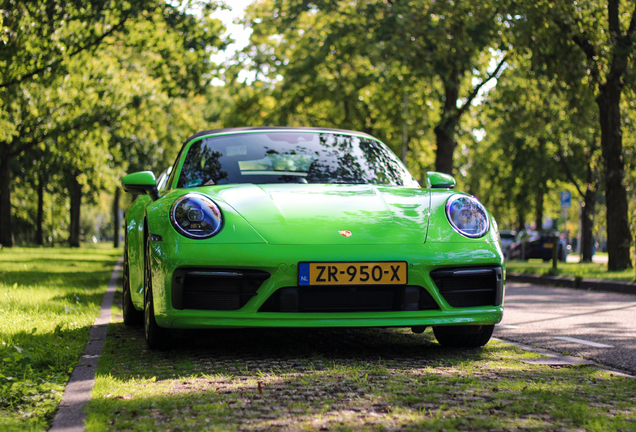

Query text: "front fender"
[142, 190, 269, 312]
[125, 195, 152, 309]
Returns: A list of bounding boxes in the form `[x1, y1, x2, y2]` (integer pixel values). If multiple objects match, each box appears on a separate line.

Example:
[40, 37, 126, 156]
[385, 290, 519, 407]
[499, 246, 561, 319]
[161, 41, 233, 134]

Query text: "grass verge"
[0, 245, 121, 431]
[87, 316, 635, 431]
[506, 259, 634, 282]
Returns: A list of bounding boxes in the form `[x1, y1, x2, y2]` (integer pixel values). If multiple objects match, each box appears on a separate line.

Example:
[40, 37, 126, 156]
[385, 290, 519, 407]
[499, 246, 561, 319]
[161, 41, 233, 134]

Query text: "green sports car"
[122, 127, 504, 350]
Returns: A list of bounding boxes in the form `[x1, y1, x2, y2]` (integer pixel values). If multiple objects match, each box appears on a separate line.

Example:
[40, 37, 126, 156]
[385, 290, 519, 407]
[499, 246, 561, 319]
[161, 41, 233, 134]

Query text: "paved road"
[494, 281, 636, 374]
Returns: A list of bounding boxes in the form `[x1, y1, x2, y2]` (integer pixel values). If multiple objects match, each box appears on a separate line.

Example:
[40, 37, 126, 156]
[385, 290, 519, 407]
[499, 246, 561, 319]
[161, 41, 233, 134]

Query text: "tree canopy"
[1, 0, 634, 271]
[0, 0, 226, 246]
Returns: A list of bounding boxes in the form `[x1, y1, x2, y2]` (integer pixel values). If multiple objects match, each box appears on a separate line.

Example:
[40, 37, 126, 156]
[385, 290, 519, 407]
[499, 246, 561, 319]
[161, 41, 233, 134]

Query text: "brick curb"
[49, 257, 122, 432]
[507, 272, 636, 295]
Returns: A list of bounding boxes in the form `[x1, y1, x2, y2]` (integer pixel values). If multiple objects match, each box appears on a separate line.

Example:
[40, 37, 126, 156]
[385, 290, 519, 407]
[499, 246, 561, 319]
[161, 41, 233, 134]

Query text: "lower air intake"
[259, 285, 439, 313]
[431, 267, 503, 308]
[171, 269, 270, 311]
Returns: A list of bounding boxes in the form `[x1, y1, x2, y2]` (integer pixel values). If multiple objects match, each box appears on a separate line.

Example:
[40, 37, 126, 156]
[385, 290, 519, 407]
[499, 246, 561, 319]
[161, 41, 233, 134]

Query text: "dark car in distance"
[508, 229, 567, 262]
[498, 230, 516, 259]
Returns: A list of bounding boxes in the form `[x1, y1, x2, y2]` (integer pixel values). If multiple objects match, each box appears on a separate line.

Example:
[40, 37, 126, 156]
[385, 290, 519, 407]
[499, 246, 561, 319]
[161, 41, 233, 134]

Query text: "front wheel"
[433, 325, 494, 348]
[144, 235, 172, 350]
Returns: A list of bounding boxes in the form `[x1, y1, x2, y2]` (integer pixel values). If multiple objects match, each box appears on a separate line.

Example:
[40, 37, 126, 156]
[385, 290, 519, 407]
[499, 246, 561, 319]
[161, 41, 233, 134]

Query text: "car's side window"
[177, 142, 228, 188]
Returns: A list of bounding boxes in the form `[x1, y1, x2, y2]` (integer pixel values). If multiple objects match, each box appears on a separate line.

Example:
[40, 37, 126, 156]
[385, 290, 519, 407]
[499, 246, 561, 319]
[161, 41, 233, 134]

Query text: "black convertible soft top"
[183, 126, 377, 145]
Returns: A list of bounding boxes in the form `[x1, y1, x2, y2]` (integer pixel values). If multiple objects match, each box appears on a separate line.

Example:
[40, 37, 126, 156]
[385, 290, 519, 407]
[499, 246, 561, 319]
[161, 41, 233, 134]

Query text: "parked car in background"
[508, 229, 567, 262]
[498, 230, 516, 259]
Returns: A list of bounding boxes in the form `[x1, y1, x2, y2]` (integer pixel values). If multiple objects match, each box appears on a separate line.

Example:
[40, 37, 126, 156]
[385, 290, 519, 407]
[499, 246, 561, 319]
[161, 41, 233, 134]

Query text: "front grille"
[172, 269, 270, 311]
[259, 285, 439, 313]
[431, 267, 503, 308]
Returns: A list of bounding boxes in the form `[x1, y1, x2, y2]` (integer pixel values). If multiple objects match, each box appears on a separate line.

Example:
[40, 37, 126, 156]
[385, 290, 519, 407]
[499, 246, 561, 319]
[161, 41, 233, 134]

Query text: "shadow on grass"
[0, 268, 115, 289]
[0, 257, 118, 264]
[100, 324, 478, 381]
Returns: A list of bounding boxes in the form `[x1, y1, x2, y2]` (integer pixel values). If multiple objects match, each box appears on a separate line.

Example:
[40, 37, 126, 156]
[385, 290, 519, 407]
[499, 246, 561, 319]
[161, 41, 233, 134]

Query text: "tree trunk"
[0, 144, 14, 247]
[516, 202, 526, 233]
[534, 138, 547, 231]
[113, 187, 120, 248]
[580, 186, 596, 263]
[434, 122, 457, 175]
[36, 171, 45, 246]
[69, 174, 82, 247]
[534, 185, 544, 231]
[401, 92, 408, 164]
[434, 74, 460, 175]
[596, 84, 633, 270]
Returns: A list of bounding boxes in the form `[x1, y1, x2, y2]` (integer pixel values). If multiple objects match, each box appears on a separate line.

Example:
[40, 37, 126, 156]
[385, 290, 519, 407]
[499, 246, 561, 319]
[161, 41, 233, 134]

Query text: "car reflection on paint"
[498, 230, 516, 259]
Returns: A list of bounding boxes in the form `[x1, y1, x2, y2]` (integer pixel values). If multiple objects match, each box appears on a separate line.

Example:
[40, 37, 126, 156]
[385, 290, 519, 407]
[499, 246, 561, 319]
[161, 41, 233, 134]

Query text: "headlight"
[445, 194, 489, 238]
[170, 193, 223, 239]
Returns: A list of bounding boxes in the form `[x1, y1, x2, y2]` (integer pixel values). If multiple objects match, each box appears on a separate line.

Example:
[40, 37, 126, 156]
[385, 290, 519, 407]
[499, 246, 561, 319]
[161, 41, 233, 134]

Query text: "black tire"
[433, 324, 494, 348]
[144, 234, 172, 350]
[122, 247, 143, 326]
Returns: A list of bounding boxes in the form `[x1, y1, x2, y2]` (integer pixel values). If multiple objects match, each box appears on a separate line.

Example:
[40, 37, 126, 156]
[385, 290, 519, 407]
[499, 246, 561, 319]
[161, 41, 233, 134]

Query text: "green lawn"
[3, 246, 635, 431]
[506, 257, 635, 282]
[0, 245, 121, 431]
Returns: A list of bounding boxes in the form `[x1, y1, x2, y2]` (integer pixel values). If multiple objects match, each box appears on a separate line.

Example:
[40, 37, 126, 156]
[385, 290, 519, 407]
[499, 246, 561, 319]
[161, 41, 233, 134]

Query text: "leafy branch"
[0, 11, 133, 89]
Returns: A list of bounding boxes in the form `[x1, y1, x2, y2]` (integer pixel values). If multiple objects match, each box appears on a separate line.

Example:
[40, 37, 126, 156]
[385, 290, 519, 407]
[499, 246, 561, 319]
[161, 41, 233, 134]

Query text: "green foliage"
[223, 0, 510, 177]
[507, 0, 636, 269]
[0, 0, 229, 245]
[472, 57, 601, 231]
[1, 0, 635, 266]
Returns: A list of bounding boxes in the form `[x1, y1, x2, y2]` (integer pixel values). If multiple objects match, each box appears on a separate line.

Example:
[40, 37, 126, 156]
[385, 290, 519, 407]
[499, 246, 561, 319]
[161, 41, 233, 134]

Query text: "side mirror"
[122, 171, 160, 201]
[426, 171, 456, 189]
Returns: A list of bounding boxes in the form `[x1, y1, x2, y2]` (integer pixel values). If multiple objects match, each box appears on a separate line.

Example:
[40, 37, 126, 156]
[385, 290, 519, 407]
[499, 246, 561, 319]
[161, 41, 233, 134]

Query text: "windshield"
[176, 132, 418, 188]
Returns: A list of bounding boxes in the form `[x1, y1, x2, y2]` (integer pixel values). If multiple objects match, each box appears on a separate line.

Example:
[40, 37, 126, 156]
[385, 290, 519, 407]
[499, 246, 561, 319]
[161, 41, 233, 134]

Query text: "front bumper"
[147, 241, 505, 329]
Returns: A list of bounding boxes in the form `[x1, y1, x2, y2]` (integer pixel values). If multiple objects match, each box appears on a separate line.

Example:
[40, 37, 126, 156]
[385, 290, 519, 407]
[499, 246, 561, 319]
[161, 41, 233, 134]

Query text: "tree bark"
[596, 85, 633, 270]
[69, 173, 82, 247]
[113, 187, 120, 248]
[36, 171, 45, 246]
[555, 139, 598, 263]
[534, 187, 544, 231]
[434, 74, 460, 175]
[516, 200, 526, 233]
[580, 185, 596, 263]
[434, 120, 457, 175]
[0, 144, 14, 247]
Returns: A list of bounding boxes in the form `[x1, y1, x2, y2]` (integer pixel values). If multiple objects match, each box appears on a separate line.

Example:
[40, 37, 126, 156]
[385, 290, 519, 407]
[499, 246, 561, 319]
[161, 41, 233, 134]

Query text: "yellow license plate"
[544, 243, 553, 249]
[298, 262, 408, 286]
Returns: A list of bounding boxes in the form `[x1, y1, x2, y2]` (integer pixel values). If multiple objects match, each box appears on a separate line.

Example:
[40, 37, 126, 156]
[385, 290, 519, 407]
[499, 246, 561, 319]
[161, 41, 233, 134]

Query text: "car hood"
[209, 184, 430, 245]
